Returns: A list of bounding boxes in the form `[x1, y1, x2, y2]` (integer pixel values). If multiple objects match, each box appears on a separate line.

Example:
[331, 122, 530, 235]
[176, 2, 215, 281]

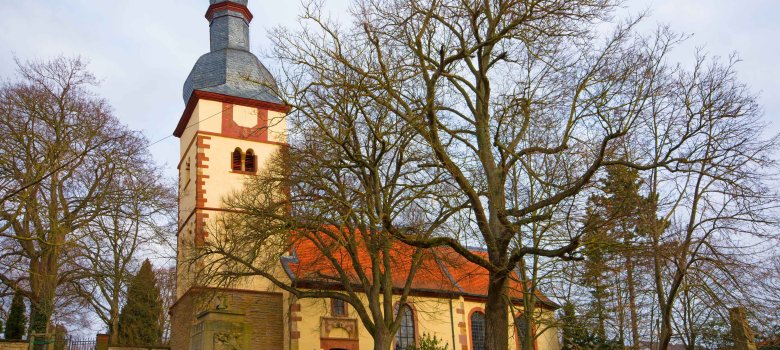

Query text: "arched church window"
[394, 304, 415, 350]
[232, 148, 243, 171]
[470, 311, 485, 350]
[245, 149, 256, 173]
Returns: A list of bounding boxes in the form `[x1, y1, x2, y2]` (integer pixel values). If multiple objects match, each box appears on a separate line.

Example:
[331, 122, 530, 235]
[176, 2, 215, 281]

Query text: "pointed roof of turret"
[182, 0, 280, 105]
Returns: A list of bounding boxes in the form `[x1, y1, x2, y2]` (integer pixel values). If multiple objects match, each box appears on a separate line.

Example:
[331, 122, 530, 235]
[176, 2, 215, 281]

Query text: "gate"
[30, 336, 96, 350]
[65, 338, 97, 350]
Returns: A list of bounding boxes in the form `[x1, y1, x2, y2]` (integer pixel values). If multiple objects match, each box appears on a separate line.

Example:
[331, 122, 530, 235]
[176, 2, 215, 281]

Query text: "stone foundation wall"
[0, 341, 27, 350]
[170, 288, 284, 350]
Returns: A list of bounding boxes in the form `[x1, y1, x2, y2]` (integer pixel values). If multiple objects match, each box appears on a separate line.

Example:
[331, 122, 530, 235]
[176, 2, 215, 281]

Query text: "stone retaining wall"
[0, 340, 27, 350]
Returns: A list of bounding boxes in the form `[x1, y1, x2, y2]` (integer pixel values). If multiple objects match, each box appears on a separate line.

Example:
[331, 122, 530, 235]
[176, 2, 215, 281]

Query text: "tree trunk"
[374, 328, 394, 350]
[28, 258, 57, 336]
[522, 312, 535, 350]
[519, 258, 537, 350]
[110, 306, 120, 344]
[627, 253, 640, 349]
[616, 273, 626, 346]
[659, 316, 673, 350]
[595, 288, 606, 340]
[687, 332, 696, 350]
[485, 271, 510, 350]
[109, 273, 122, 344]
[28, 299, 53, 335]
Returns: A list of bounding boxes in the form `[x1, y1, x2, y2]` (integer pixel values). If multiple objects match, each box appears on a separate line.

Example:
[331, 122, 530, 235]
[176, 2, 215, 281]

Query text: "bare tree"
[640, 53, 778, 347]
[554, 48, 778, 348]
[267, 1, 728, 348]
[0, 56, 159, 335]
[155, 266, 176, 343]
[72, 160, 174, 344]
[194, 64, 460, 350]
[639, 52, 779, 349]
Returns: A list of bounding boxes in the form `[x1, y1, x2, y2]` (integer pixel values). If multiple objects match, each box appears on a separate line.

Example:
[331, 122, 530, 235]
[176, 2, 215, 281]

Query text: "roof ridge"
[433, 251, 464, 294]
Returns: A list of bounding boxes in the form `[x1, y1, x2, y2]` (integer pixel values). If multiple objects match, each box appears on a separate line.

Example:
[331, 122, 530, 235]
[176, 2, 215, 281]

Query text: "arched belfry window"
[394, 304, 415, 350]
[245, 149, 256, 173]
[470, 311, 485, 350]
[232, 148, 243, 171]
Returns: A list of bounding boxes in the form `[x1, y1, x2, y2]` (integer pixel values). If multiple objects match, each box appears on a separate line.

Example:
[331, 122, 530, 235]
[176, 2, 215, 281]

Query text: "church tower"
[171, 1, 289, 349]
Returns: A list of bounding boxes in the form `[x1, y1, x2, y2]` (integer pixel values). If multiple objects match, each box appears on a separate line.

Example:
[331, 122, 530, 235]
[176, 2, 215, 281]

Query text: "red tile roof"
[281, 229, 559, 309]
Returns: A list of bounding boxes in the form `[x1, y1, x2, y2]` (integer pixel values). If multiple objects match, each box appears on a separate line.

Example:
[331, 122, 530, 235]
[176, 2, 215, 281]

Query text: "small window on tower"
[232, 148, 243, 171]
[332, 299, 347, 317]
[245, 149, 256, 173]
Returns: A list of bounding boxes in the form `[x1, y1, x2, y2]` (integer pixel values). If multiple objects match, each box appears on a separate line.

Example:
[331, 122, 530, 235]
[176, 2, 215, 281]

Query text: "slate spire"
[182, 0, 280, 105]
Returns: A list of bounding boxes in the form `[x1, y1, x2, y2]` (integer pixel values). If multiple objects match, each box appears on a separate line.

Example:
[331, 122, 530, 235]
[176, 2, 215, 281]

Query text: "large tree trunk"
[28, 255, 57, 336]
[374, 328, 394, 350]
[29, 300, 52, 335]
[485, 271, 510, 350]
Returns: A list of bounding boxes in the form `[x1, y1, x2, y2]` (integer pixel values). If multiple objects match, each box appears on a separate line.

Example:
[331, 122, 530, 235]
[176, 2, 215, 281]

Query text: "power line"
[147, 90, 273, 148]
[2, 89, 282, 204]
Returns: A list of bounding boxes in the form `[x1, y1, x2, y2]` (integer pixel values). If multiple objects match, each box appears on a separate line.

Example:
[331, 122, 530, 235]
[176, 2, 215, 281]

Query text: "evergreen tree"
[561, 302, 587, 350]
[561, 302, 623, 350]
[581, 165, 651, 345]
[117, 260, 162, 346]
[5, 292, 27, 340]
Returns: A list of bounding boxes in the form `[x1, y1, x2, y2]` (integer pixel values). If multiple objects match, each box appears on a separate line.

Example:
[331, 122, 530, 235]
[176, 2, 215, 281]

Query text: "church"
[169, 1, 562, 350]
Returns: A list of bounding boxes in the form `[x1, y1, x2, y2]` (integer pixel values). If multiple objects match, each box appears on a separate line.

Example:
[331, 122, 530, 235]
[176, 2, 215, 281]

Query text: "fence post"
[96, 334, 109, 350]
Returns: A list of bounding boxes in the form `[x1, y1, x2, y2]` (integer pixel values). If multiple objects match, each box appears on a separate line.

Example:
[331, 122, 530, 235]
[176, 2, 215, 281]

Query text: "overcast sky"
[0, 0, 777, 179]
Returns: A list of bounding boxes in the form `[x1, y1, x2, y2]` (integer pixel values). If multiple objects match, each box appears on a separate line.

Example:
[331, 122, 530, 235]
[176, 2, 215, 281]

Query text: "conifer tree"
[5, 292, 27, 340]
[581, 165, 650, 346]
[117, 260, 162, 346]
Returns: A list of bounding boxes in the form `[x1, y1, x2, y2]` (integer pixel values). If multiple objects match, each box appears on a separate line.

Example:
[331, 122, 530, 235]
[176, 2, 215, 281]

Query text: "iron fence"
[29, 336, 95, 350]
[65, 338, 97, 350]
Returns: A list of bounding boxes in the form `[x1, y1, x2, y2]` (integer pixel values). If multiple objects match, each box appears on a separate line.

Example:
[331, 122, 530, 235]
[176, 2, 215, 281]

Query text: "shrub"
[407, 333, 449, 350]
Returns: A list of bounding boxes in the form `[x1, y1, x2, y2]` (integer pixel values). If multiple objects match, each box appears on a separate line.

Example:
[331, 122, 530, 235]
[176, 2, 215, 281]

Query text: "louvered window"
[232, 148, 243, 171]
[245, 149, 256, 173]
